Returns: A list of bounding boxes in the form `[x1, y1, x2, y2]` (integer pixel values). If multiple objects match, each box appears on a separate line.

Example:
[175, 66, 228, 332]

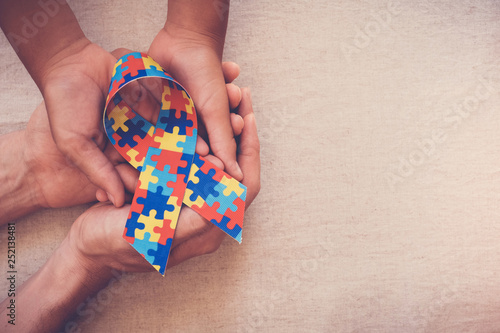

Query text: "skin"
[0, 47, 244, 224]
[0, 86, 259, 332]
[0, 0, 240, 207]
[149, 0, 243, 180]
[0, 87, 259, 333]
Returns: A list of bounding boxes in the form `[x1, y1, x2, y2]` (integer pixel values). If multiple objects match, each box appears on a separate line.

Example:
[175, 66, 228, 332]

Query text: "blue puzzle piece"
[105, 116, 116, 145]
[211, 216, 242, 241]
[206, 191, 239, 215]
[191, 153, 205, 168]
[136, 186, 175, 220]
[131, 232, 157, 264]
[124, 118, 149, 138]
[145, 65, 168, 78]
[188, 167, 219, 202]
[158, 110, 194, 135]
[178, 153, 194, 179]
[124, 211, 145, 237]
[112, 63, 128, 87]
[176, 129, 197, 155]
[150, 167, 176, 194]
[128, 109, 154, 134]
[122, 69, 148, 84]
[239, 183, 248, 201]
[143, 147, 163, 169]
[112, 93, 123, 105]
[116, 127, 139, 148]
[155, 108, 173, 132]
[148, 238, 173, 275]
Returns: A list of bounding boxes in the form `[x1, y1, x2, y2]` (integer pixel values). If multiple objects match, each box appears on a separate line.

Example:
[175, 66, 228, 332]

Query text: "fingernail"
[107, 192, 116, 206]
[96, 191, 105, 202]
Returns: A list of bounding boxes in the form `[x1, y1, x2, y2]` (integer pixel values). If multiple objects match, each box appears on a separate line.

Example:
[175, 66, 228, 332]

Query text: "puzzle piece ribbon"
[103, 52, 247, 275]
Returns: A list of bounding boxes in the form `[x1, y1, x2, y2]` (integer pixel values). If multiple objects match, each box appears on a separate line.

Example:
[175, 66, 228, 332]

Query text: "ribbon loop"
[103, 52, 246, 275]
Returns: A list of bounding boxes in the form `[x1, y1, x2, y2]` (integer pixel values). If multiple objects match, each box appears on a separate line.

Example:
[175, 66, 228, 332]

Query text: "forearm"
[0, 237, 112, 332]
[0, 0, 88, 88]
[0, 131, 40, 225]
[166, 0, 229, 56]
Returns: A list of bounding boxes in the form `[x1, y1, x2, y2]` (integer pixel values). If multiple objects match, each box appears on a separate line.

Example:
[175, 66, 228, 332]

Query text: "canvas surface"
[1, 1, 500, 332]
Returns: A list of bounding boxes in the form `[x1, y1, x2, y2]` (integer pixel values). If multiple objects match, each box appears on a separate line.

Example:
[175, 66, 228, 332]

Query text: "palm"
[44, 73, 105, 148]
[39, 43, 130, 206]
[25, 102, 98, 208]
[149, 31, 240, 178]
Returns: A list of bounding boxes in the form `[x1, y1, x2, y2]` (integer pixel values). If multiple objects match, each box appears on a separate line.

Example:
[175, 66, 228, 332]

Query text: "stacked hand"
[0, 46, 259, 332]
[22, 47, 260, 271]
[39, 40, 128, 207]
[0, 1, 258, 330]
[69, 85, 259, 274]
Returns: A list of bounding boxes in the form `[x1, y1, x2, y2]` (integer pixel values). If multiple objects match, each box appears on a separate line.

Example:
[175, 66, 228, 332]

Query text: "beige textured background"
[2, 0, 500, 332]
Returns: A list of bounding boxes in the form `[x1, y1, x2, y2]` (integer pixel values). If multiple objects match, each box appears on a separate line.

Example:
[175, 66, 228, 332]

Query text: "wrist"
[0, 0, 89, 89]
[152, 23, 225, 67]
[163, 0, 228, 54]
[164, 21, 225, 50]
[57, 236, 113, 291]
[0, 130, 41, 224]
[37, 36, 92, 92]
[8, 237, 111, 332]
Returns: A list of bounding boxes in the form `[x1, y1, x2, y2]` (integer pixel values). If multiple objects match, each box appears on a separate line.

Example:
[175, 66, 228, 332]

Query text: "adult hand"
[40, 40, 127, 206]
[23, 99, 138, 210]
[71, 87, 260, 274]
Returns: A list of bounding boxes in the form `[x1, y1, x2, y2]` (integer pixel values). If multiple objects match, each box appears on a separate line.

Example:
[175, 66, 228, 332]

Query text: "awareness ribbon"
[103, 52, 246, 275]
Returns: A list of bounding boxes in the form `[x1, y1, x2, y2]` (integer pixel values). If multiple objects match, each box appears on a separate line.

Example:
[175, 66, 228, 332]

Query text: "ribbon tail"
[183, 154, 247, 243]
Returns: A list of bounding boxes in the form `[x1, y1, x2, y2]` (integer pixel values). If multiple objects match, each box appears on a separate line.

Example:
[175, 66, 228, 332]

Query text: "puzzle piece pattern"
[103, 53, 247, 276]
[185, 154, 246, 243]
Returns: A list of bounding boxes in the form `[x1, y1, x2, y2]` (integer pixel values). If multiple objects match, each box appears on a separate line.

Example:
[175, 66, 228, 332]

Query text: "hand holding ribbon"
[104, 53, 254, 275]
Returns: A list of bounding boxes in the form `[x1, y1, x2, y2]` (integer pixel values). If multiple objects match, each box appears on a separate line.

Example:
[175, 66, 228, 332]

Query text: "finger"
[104, 141, 127, 164]
[195, 135, 209, 156]
[222, 62, 240, 83]
[230, 113, 244, 137]
[168, 222, 225, 269]
[60, 137, 125, 207]
[204, 154, 225, 170]
[110, 48, 133, 59]
[96, 189, 108, 202]
[237, 88, 261, 207]
[115, 163, 140, 193]
[227, 83, 242, 110]
[197, 121, 208, 145]
[124, 192, 135, 204]
[199, 86, 243, 180]
[171, 208, 209, 248]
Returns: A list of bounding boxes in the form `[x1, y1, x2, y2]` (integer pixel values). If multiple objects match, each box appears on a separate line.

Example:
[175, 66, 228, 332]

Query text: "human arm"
[0, 0, 126, 206]
[148, 0, 244, 180]
[0, 100, 138, 225]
